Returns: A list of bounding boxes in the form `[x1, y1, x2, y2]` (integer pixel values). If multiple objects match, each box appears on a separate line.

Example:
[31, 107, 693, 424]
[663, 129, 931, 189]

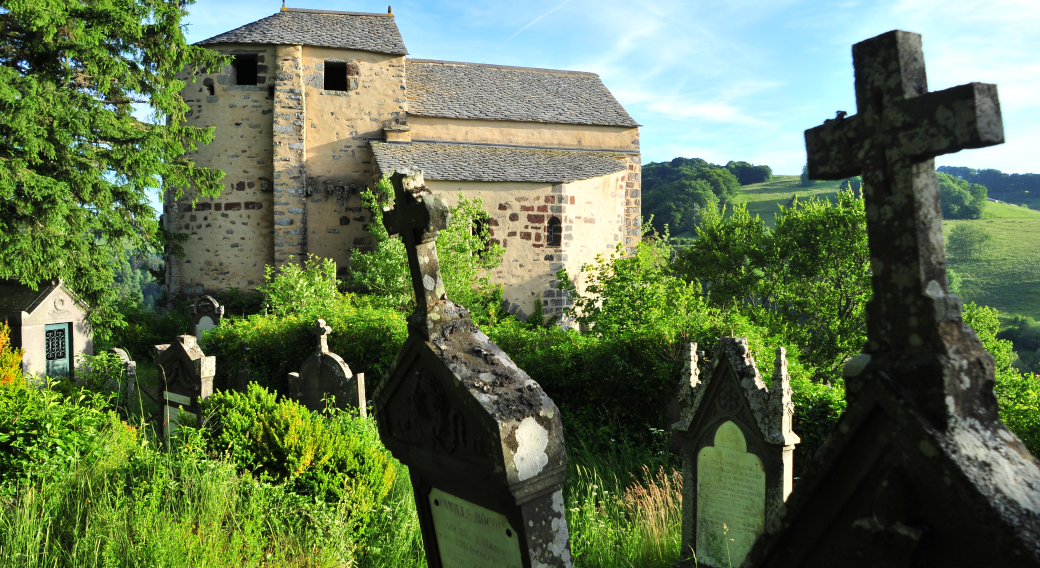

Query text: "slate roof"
[407, 60, 639, 128]
[197, 8, 408, 55]
[0, 280, 60, 318]
[370, 141, 629, 184]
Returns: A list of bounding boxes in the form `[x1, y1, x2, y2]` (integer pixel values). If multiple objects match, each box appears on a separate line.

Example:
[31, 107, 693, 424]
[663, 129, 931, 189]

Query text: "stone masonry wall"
[272, 44, 308, 266]
[427, 157, 638, 323]
[299, 47, 407, 276]
[170, 44, 276, 297]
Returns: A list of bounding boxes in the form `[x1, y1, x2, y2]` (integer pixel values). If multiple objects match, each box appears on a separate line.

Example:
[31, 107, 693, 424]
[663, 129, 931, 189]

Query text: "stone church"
[168, 6, 641, 319]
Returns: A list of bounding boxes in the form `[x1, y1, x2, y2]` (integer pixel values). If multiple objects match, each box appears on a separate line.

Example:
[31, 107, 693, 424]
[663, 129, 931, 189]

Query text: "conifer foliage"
[0, 0, 227, 335]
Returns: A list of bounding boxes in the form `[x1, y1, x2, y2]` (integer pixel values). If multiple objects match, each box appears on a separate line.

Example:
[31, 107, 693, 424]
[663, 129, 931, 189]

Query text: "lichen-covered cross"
[383, 170, 450, 327]
[311, 318, 332, 354]
[805, 30, 1003, 355]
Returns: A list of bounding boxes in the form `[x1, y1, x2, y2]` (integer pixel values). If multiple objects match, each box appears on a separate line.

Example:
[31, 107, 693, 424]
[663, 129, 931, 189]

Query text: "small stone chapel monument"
[373, 170, 572, 568]
[190, 295, 224, 338]
[671, 340, 798, 568]
[286, 319, 365, 414]
[745, 31, 1040, 566]
[154, 335, 215, 438]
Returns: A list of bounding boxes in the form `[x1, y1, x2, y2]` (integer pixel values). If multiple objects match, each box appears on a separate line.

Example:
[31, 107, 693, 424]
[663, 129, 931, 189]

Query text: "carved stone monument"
[745, 30, 1040, 566]
[154, 335, 215, 438]
[286, 319, 364, 413]
[672, 340, 798, 568]
[191, 295, 224, 338]
[373, 170, 572, 568]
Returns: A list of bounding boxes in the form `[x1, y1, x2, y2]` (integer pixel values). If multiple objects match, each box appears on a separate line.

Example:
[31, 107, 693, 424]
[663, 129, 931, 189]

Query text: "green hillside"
[732, 176, 1040, 320]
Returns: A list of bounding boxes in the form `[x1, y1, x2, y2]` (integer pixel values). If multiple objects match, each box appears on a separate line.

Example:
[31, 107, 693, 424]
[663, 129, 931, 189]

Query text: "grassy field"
[945, 202, 1040, 320]
[731, 176, 1040, 320]
[737, 175, 847, 228]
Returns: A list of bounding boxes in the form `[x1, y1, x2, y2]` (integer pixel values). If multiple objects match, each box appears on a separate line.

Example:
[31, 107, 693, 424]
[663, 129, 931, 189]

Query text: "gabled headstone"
[373, 170, 572, 568]
[671, 340, 798, 568]
[154, 335, 215, 438]
[286, 319, 364, 413]
[745, 30, 1040, 567]
[191, 295, 224, 338]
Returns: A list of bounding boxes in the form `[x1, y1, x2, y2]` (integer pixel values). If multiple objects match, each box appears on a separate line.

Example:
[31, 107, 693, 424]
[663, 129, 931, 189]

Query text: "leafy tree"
[800, 164, 816, 187]
[725, 160, 772, 185]
[937, 172, 986, 219]
[938, 165, 1040, 202]
[675, 189, 871, 379]
[643, 157, 741, 236]
[946, 223, 991, 260]
[258, 255, 340, 317]
[0, 1, 228, 338]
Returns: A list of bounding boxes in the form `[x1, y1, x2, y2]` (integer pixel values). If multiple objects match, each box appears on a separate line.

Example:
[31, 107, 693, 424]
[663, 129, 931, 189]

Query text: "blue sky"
[182, 0, 1039, 176]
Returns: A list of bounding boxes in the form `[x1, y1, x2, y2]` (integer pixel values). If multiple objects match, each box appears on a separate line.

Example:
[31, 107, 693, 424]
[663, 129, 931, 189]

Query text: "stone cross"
[744, 31, 1040, 567]
[286, 318, 364, 414]
[374, 170, 572, 568]
[383, 169, 450, 333]
[154, 335, 215, 439]
[672, 339, 799, 568]
[191, 295, 224, 338]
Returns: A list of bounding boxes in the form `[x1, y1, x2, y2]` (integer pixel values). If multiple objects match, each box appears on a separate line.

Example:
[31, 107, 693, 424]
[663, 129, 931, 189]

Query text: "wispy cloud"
[504, 1, 570, 43]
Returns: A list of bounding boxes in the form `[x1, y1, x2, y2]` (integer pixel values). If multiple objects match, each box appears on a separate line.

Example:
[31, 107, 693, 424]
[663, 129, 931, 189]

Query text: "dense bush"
[999, 315, 1040, 374]
[937, 172, 987, 219]
[259, 254, 340, 317]
[642, 157, 742, 236]
[201, 384, 396, 505]
[725, 160, 772, 185]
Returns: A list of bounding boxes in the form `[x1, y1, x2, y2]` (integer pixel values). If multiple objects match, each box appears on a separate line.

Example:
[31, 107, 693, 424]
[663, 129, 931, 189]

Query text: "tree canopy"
[642, 157, 744, 236]
[937, 172, 987, 219]
[0, 0, 227, 336]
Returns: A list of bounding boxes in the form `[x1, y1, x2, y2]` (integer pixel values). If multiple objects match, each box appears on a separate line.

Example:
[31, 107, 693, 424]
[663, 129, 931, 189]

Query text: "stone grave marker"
[373, 170, 572, 568]
[286, 319, 365, 413]
[191, 295, 224, 338]
[671, 340, 798, 568]
[108, 347, 138, 402]
[744, 30, 1040, 566]
[154, 335, 215, 438]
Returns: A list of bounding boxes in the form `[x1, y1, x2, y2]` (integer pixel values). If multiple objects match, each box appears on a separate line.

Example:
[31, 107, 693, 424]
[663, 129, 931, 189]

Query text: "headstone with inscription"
[154, 335, 215, 438]
[744, 31, 1040, 567]
[191, 295, 224, 338]
[373, 170, 572, 568]
[286, 319, 365, 413]
[671, 339, 799, 568]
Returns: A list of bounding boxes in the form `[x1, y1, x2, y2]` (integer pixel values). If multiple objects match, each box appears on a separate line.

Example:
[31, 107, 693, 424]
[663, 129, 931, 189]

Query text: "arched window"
[546, 217, 562, 247]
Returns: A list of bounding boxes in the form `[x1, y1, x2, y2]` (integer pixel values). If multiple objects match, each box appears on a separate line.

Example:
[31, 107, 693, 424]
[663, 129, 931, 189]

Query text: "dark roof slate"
[197, 9, 408, 55]
[407, 60, 638, 128]
[0, 280, 60, 318]
[370, 141, 628, 184]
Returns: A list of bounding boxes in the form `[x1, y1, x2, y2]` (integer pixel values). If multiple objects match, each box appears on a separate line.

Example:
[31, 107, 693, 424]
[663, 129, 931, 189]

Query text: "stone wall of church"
[299, 47, 407, 276]
[170, 44, 276, 297]
[408, 117, 640, 152]
[427, 161, 638, 322]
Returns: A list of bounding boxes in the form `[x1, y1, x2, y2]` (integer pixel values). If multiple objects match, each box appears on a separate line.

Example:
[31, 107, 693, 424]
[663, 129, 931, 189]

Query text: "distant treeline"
[938, 166, 1040, 198]
[643, 158, 771, 236]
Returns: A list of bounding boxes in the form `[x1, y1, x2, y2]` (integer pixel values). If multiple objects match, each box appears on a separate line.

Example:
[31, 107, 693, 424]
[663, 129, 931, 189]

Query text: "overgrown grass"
[943, 202, 1040, 320]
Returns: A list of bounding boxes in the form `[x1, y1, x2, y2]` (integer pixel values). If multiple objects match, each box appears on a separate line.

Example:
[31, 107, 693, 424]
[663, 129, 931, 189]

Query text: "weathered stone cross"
[383, 170, 450, 330]
[805, 30, 1004, 422]
[743, 31, 1040, 567]
[310, 318, 332, 354]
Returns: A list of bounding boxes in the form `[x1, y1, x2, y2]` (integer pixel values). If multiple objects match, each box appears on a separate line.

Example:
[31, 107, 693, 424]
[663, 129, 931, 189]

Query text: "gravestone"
[107, 347, 138, 402]
[744, 30, 1040, 567]
[671, 340, 798, 568]
[191, 295, 224, 338]
[285, 319, 365, 413]
[154, 335, 215, 438]
[373, 170, 572, 568]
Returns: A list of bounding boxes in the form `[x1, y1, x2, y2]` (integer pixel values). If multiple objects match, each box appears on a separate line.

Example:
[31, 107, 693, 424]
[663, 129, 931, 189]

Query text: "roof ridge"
[284, 7, 393, 17]
[407, 58, 599, 77]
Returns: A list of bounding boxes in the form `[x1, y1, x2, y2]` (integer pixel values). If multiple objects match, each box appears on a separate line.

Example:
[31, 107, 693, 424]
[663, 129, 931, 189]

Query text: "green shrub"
[201, 383, 396, 507]
[0, 380, 112, 494]
[201, 296, 407, 393]
[259, 254, 340, 317]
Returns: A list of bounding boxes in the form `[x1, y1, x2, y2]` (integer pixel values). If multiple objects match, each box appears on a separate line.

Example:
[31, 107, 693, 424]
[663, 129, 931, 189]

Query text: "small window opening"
[232, 55, 258, 85]
[325, 61, 348, 91]
[268, 85, 275, 99]
[547, 217, 562, 247]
